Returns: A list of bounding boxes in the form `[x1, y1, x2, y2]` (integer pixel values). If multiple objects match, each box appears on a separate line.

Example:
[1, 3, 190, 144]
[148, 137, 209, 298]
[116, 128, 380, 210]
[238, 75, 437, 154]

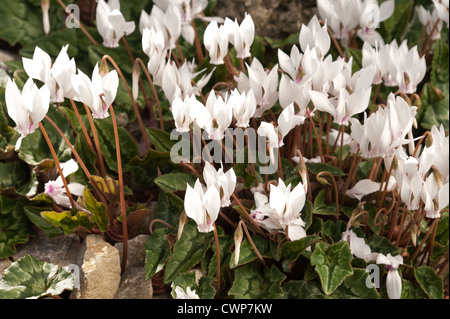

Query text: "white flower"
[5, 78, 50, 150]
[341, 229, 378, 262]
[204, 20, 229, 65]
[418, 5, 444, 40]
[173, 285, 200, 299]
[235, 58, 279, 117]
[229, 89, 257, 128]
[357, 0, 395, 46]
[268, 178, 307, 241]
[171, 94, 204, 133]
[376, 253, 403, 300]
[432, 0, 449, 27]
[142, 27, 167, 86]
[96, 0, 136, 48]
[223, 13, 255, 59]
[71, 63, 119, 119]
[346, 177, 396, 201]
[362, 41, 391, 85]
[349, 94, 417, 158]
[299, 15, 331, 59]
[22, 45, 76, 103]
[41, 0, 50, 34]
[184, 179, 220, 233]
[202, 162, 236, 207]
[44, 159, 85, 208]
[194, 90, 232, 140]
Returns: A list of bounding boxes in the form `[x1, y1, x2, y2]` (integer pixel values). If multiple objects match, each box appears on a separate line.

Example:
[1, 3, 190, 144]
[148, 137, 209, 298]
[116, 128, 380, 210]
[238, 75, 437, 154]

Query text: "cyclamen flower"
[418, 5, 443, 40]
[171, 94, 204, 133]
[258, 104, 305, 164]
[357, 0, 395, 46]
[5, 78, 50, 150]
[433, 0, 449, 27]
[202, 162, 236, 207]
[195, 90, 232, 140]
[142, 27, 167, 86]
[376, 253, 403, 300]
[235, 58, 279, 117]
[299, 15, 331, 59]
[41, 0, 50, 34]
[341, 229, 378, 263]
[251, 179, 307, 241]
[71, 63, 119, 119]
[96, 0, 136, 48]
[22, 45, 76, 103]
[223, 13, 255, 59]
[349, 94, 417, 158]
[229, 89, 257, 128]
[184, 179, 220, 233]
[204, 20, 229, 65]
[44, 159, 85, 208]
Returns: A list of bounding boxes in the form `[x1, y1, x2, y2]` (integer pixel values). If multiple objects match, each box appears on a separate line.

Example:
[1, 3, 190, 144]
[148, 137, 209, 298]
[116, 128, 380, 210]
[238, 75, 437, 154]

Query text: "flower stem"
[213, 222, 221, 296]
[39, 122, 77, 209]
[82, 103, 106, 178]
[69, 99, 95, 155]
[109, 104, 128, 273]
[192, 20, 204, 64]
[134, 57, 164, 131]
[239, 220, 268, 268]
[55, 0, 98, 46]
[231, 193, 267, 238]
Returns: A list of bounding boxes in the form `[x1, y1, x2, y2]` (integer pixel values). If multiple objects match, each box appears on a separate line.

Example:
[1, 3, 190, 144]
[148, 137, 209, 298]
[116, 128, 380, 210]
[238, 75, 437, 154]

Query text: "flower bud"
[132, 60, 140, 100]
[99, 58, 110, 78]
[177, 210, 188, 240]
[41, 0, 50, 34]
[233, 222, 244, 266]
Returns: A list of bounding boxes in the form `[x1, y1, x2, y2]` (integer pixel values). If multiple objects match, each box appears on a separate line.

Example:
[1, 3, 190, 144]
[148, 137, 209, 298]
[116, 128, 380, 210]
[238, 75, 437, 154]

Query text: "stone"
[12, 231, 82, 267]
[0, 258, 12, 279]
[114, 267, 153, 299]
[212, 0, 317, 39]
[114, 234, 149, 268]
[71, 234, 121, 299]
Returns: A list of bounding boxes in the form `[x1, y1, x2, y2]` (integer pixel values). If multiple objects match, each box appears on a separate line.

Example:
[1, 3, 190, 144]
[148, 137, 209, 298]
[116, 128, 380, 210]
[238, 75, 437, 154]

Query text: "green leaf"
[310, 241, 354, 295]
[280, 235, 321, 263]
[382, 0, 414, 42]
[19, 28, 78, 59]
[83, 188, 108, 232]
[127, 149, 174, 187]
[144, 227, 172, 280]
[366, 235, 402, 256]
[94, 118, 139, 172]
[154, 172, 196, 192]
[0, 195, 33, 259]
[322, 220, 347, 243]
[313, 190, 340, 216]
[283, 280, 326, 299]
[421, 94, 449, 131]
[23, 206, 63, 238]
[170, 272, 197, 298]
[230, 235, 270, 269]
[154, 190, 184, 228]
[198, 276, 216, 299]
[146, 128, 177, 153]
[228, 264, 286, 299]
[329, 268, 379, 299]
[431, 39, 449, 95]
[0, 255, 74, 299]
[0, 161, 35, 196]
[414, 266, 444, 299]
[264, 33, 299, 49]
[40, 210, 92, 235]
[164, 220, 214, 284]
[306, 162, 345, 176]
[401, 279, 429, 299]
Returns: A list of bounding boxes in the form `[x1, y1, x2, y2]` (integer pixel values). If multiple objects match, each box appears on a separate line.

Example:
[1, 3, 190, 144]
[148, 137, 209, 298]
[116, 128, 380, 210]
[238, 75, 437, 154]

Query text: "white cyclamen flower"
[22, 45, 77, 103]
[195, 90, 232, 140]
[5, 78, 50, 150]
[71, 64, 119, 119]
[96, 0, 136, 48]
[171, 94, 204, 133]
[173, 285, 200, 299]
[341, 229, 378, 263]
[376, 253, 403, 300]
[202, 162, 237, 207]
[299, 15, 331, 59]
[203, 20, 229, 65]
[44, 159, 85, 208]
[184, 179, 220, 233]
[229, 89, 257, 128]
[223, 13, 255, 59]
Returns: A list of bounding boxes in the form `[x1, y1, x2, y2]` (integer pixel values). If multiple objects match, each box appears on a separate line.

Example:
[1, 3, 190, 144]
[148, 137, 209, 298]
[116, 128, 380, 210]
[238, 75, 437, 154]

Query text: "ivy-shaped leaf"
[0, 255, 74, 299]
[366, 235, 401, 256]
[228, 263, 286, 299]
[280, 235, 321, 264]
[414, 266, 444, 299]
[230, 235, 270, 269]
[83, 188, 108, 232]
[329, 268, 379, 299]
[310, 241, 354, 295]
[40, 210, 92, 235]
[154, 172, 197, 192]
[306, 162, 345, 177]
[313, 190, 340, 215]
[144, 227, 172, 280]
[164, 220, 214, 284]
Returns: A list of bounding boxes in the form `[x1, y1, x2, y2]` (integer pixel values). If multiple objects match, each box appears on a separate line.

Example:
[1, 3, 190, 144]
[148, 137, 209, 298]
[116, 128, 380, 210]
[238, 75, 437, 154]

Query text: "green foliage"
[0, 255, 74, 299]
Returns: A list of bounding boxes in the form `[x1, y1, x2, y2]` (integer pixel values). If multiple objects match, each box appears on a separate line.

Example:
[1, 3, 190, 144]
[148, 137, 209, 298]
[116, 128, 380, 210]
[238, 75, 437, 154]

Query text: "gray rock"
[12, 231, 82, 267]
[71, 234, 121, 299]
[114, 267, 153, 299]
[114, 234, 149, 268]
